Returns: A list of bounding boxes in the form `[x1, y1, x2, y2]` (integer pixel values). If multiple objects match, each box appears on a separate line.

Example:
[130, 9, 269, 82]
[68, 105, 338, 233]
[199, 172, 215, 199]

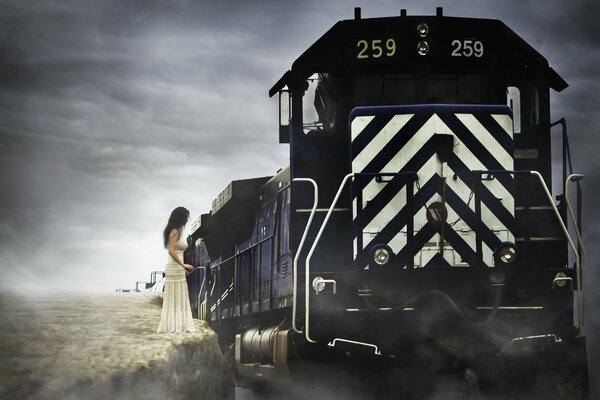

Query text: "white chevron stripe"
[360, 153, 438, 210]
[356, 164, 513, 247]
[446, 202, 477, 253]
[362, 186, 408, 250]
[351, 110, 514, 268]
[444, 164, 514, 257]
[388, 228, 408, 255]
[451, 133, 514, 203]
[351, 115, 375, 141]
[355, 113, 514, 205]
[445, 164, 514, 228]
[359, 155, 439, 252]
[356, 114, 451, 204]
[366, 188, 498, 267]
[455, 114, 512, 169]
[358, 154, 432, 256]
[419, 249, 438, 268]
[394, 197, 478, 267]
[443, 251, 456, 267]
[352, 114, 413, 172]
[492, 114, 513, 137]
[481, 202, 515, 241]
[483, 241, 494, 268]
[429, 200, 491, 267]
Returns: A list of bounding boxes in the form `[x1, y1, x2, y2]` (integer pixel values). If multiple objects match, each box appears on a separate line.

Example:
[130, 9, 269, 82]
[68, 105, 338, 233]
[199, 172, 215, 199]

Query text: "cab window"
[302, 73, 337, 135]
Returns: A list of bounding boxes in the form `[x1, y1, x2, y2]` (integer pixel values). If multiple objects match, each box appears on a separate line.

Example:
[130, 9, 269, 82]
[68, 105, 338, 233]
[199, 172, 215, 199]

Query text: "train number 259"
[451, 39, 484, 58]
[357, 38, 396, 59]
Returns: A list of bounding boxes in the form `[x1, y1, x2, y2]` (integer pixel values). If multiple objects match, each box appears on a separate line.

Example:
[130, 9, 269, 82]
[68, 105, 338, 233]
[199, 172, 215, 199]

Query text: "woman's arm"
[167, 229, 193, 271]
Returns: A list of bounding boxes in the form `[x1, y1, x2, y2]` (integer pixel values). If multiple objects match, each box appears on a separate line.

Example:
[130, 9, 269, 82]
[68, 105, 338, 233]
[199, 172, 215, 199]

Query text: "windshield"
[354, 73, 488, 106]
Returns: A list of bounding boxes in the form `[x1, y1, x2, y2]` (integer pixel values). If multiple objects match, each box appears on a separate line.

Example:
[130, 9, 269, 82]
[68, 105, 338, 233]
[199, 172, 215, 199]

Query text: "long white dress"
[157, 238, 196, 333]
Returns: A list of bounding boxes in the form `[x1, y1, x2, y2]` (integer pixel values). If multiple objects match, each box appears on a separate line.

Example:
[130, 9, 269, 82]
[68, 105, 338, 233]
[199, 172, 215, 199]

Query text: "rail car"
[184, 8, 589, 398]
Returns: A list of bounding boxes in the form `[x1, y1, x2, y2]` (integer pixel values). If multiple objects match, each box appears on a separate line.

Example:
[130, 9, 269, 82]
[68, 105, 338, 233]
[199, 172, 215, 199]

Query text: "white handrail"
[304, 173, 355, 343]
[291, 178, 318, 334]
[196, 266, 207, 318]
[565, 174, 586, 332]
[530, 171, 582, 335]
[328, 338, 381, 355]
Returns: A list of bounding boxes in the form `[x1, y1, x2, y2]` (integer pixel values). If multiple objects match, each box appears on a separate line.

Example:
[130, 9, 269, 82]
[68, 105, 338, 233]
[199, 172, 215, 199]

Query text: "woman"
[157, 206, 196, 333]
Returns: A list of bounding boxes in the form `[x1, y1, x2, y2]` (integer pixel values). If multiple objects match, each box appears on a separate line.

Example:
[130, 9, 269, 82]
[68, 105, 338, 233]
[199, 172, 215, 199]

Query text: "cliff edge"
[0, 292, 234, 400]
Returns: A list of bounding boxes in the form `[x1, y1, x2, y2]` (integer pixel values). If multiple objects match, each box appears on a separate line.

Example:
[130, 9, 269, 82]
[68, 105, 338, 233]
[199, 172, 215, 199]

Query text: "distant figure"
[157, 206, 196, 333]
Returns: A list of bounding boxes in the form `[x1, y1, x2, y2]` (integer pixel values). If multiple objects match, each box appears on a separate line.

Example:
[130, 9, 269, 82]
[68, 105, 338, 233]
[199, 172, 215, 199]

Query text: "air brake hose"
[362, 286, 502, 327]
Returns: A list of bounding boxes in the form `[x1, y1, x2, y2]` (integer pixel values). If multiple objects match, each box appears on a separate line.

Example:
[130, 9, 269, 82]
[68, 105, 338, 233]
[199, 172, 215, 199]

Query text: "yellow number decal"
[357, 40, 369, 59]
[372, 39, 383, 58]
[357, 38, 396, 59]
[386, 39, 396, 56]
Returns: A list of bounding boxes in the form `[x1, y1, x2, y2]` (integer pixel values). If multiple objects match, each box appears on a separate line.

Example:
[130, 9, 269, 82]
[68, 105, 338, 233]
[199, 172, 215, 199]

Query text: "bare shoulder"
[169, 228, 180, 240]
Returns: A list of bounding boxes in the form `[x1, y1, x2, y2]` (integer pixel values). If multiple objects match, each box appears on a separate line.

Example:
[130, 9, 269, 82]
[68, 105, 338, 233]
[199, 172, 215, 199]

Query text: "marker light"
[417, 41, 429, 56]
[417, 23, 429, 37]
[371, 245, 392, 266]
[494, 242, 518, 265]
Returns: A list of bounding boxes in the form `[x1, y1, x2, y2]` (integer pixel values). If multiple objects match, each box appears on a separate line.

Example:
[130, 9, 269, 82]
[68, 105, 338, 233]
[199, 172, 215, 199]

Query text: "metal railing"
[291, 178, 318, 334]
[304, 173, 355, 343]
[295, 168, 586, 349]
[565, 173, 586, 332]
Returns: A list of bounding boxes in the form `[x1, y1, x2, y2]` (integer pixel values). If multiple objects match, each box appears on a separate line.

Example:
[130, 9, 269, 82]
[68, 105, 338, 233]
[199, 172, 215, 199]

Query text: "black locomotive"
[184, 8, 589, 398]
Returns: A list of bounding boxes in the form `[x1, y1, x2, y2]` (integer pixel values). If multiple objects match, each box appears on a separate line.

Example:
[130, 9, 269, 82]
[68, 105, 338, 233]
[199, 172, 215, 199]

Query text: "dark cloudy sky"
[0, 0, 599, 353]
[0, 0, 599, 391]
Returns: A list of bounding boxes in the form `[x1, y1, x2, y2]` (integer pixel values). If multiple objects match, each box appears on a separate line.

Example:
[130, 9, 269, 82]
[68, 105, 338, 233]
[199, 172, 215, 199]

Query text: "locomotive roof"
[270, 13, 567, 96]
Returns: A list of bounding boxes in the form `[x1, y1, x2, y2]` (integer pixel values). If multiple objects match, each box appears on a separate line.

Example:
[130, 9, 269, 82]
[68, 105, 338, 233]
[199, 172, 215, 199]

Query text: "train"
[183, 8, 589, 399]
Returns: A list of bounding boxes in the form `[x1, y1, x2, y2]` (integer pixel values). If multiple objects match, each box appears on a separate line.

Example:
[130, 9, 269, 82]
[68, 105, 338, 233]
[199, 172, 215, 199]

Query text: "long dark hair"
[163, 206, 190, 247]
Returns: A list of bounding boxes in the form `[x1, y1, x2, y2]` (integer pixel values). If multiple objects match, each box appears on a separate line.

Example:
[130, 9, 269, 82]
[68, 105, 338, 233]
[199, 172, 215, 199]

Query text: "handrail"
[209, 234, 275, 270]
[298, 169, 584, 342]
[305, 173, 355, 343]
[150, 270, 164, 285]
[135, 281, 149, 292]
[550, 118, 574, 198]
[291, 178, 318, 334]
[565, 174, 586, 332]
[445, 169, 583, 333]
[193, 266, 207, 317]
[530, 171, 582, 335]
[328, 338, 381, 356]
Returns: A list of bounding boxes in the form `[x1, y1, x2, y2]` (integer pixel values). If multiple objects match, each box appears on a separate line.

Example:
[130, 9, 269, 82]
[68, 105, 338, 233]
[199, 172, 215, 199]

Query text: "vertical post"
[258, 244, 262, 312]
[577, 181, 582, 259]
[291, 178, 318, 334]
[354, 7, 361, 20]
[407, 176, 414, 269]
[474, 174, 482, 267]
[562, 123, 567, 199]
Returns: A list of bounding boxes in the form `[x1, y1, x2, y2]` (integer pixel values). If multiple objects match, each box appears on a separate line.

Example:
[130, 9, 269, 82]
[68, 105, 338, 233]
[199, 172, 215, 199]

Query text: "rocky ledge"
[0, 292, 234, 400]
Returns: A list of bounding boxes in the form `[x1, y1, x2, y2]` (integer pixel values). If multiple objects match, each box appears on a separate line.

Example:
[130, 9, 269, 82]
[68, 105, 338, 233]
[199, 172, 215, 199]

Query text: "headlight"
[417, 41, 429, 56]
[370, 245, 392, 266]
[494, 242, 517, 265]
[416, 23, 429, 37]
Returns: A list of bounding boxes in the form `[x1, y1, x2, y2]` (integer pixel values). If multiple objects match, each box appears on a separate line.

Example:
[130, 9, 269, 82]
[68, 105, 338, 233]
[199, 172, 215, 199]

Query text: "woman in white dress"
[157, 206, 196, 333]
